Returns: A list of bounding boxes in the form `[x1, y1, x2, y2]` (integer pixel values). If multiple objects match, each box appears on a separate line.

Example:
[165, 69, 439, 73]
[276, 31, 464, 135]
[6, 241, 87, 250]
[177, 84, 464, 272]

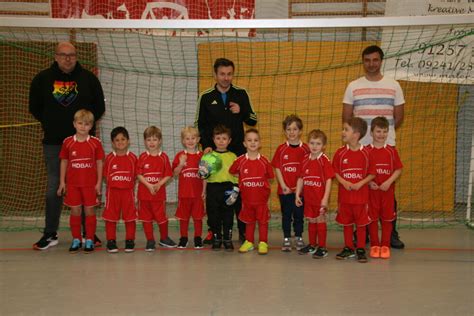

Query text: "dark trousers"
[206, 182, 235, 240]
[279, 193, 304, 238]
[234, 195, 246, 238]
[43, 145, 63, 234]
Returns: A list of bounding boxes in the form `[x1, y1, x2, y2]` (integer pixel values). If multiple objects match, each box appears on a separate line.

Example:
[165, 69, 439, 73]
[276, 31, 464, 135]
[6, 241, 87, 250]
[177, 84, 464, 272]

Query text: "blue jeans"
[43, 144, 62, 234]
[279, 193, 304, 238]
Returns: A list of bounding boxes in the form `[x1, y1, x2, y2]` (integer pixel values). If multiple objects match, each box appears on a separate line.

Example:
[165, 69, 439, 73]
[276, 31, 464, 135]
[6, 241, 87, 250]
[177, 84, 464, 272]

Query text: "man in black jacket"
[30, 42, 105, 250]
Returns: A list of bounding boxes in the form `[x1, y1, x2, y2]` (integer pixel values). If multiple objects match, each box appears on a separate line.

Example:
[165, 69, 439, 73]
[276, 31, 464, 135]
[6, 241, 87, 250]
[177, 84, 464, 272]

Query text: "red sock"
[125, 221, 136, 240]
[105, 221, 117, 241]
[369, 221, 380, 247]
[258, 222, 268, 243]
[70, 215, 81, 239]
[308, 222, 317, 246]
[381, 221, 393, 247]
[180, 220, 189, 237]
[85, 215, 96, 240]
[159, 221, 168, 240]
[317, 223, 327, 248]
[193, 219, 203, 237]
[143, 222, 154, 241]
[245, 222, 256, 242]
[343, 226, 354, 249]
[356, 226, 367, 249]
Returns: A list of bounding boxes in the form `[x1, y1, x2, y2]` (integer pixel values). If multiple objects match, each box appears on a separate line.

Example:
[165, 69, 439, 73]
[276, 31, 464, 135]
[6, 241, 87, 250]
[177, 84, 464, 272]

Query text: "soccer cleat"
[295, 237, 305, 251]
[125, 240, 135, 253]
[145, 240, 156, 252]
[106, 239, 119, 253]
[390, 230, 405, 249]
[336, 247, 355, 260]
[159, 237, 177, 248]
[69, 238, 82, 253]
[298, 244, 317, 255]
[194, 236, 203, 249]
[356, 248, 368, 263]
[223, 240, 234, 251]
[177, 237, 188, 249]
[281, 237, 291, 252]
[239, 240, 255, 253]
[370, 246, 381, 258]
[33, 232, 59, 250]
[203, 230, 214, 245]
[94, 234, 102, 247]
[84, 239, 94, 253]
[380, 246, 391, 259]
[258, 241, 268, 255]
[313, 247, 328, 259]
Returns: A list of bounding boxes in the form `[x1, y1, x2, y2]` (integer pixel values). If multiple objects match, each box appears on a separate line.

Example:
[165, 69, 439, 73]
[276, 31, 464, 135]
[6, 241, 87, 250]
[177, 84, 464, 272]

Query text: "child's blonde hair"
[143, 126, 162, 140]
[307, 129, 327, 145]
[181, 126, 200, 140]
[74, 109, 94, 124]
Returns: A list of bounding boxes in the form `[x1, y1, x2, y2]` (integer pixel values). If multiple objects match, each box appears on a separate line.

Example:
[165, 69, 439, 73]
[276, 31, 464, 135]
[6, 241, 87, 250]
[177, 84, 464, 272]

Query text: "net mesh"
[0, 22, 473, 231]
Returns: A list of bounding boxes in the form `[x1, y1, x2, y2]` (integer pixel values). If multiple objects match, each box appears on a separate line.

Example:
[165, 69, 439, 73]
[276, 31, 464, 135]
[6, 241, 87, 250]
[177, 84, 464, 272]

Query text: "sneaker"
[298, 244, 317, 255]
[370, 246, 381, 258]
[106, 239, 119, 253]
[239, 240, 254, 253]
[69, 238, 82, 253]
[33, 232, 59, 250]
[94, 234, 102, 247]
[356, 248, 368, 263]
[159, 237, 177, 248]
[125, 240, 135, 253]
[281, 237, 291, 252]
[212, 237, 222, 251]
[313, 247, 328, 259]
[177, 237, 188, 249]
[390, 230, 405, 249]
[336, 247, 355, 260]
[145, 240, 156, 252]
[258, 241, 268, 255]
[295, 237, 305, 251]
[84, 239, 94, 253]
[194, 236, 203, 249]
[223, 240, 234, 251]
[203, 230, 214, 245]
[380, 246, 391, 259]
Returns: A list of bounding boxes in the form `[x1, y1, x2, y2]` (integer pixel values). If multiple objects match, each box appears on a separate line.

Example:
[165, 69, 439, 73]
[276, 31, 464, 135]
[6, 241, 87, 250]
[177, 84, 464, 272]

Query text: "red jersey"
[229, 153, 275, 205]
[137, 151, 172, 201]
[271, 141, 310, 194]
[332, 144, 376, 204]
[299, 153, 335, 206]
[59, 135, 104, 187]
[103, 151, 138, 189]
[366, 144, 403, 194]
[172, 150, 204, 199]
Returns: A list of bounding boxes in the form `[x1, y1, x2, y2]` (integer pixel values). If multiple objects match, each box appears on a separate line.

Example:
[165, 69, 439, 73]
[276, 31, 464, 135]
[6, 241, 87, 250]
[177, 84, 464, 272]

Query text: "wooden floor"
[1, 226, 473, 315]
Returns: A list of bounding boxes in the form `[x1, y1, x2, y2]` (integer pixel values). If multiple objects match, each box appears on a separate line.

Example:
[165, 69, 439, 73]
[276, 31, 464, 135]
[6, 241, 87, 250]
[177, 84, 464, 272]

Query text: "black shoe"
[390, 230, 405, 249]
[159, 237, 177, 248]
[194, 236, 203, 249]
[106, 240, 119, 253]
[94, 234, 102, 247]
[33, 232, 58, 250]
[313, 247, 328, 259]
[223, 240, 234, 251]
[203, 230, 214, 245]
[336, 247, 355, 260]
[145, 240, 156, 252]
[125, 240, 135, 253]
[212, 237, 222, 251]
[298, 245, 317, 255]
[356, 248, 368, 263]
[69, 239, 82, 253]
[178, 237, 188, 249]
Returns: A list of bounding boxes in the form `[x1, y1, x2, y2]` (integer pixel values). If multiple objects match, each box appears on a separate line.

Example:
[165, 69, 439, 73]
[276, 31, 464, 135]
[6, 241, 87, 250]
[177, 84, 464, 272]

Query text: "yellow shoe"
[258, 241, 268, 255]
[239, 240, 254, 253]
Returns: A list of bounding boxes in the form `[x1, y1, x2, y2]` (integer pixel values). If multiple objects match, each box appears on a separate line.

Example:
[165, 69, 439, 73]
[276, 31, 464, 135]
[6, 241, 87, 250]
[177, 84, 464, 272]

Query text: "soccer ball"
[198, 152, 223, 179]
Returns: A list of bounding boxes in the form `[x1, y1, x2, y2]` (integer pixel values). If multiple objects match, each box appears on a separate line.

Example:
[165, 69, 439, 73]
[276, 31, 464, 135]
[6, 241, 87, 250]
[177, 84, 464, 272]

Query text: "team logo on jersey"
[305, 169, 309, 174]
[71, 151, 77, 157]
[52, 80, 78, 107]
[212, 100, 218, 105]
[112, 164, 118, 170]
[244, 168, 249, 174]
[144, 164, 150, 169]
[283, 155, 289, 160]
[343, 159, 348, 164]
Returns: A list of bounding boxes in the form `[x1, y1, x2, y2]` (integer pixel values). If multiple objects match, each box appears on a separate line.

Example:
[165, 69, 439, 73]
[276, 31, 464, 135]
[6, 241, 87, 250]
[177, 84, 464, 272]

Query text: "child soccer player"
[295, 129, 335, 259]
[137, 126, 176, 251]
[172, 126, 205, 249]
[229, 128, 274, 255]
[367, 117, 403, 259]
[333, 117, 376, 263]
[102, 127, 138, 253]
[206, 124, 238, 251]
[57, 109, 104, 253]
[271, 114, 309, 251]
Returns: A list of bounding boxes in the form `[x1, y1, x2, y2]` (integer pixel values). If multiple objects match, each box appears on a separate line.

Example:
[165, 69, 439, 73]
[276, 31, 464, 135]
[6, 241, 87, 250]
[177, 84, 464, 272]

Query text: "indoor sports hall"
[0, 1, 473, 315]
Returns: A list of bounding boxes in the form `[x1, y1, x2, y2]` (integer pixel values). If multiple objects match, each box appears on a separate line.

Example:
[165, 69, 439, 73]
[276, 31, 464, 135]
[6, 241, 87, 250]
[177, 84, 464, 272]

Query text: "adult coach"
[195, 58, 257, 243]
[342, 45, 405, 249]
[30, 42, 105, 250]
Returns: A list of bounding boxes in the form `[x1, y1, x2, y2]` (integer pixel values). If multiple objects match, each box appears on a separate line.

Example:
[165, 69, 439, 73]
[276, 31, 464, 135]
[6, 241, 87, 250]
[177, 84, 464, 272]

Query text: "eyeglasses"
[56, 53, 77, 59]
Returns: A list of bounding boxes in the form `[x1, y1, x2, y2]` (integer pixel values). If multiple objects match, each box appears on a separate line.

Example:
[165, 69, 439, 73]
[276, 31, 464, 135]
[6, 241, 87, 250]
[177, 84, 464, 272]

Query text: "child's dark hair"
[213, 124, 232, 138]
[347, 117, 367, 141]
[111, 126, 129, 141]
[282, 114, 303, 130]
[362, 45, 384, 60]
[307, 129, 327, 145]
[371, 116, 389, 132]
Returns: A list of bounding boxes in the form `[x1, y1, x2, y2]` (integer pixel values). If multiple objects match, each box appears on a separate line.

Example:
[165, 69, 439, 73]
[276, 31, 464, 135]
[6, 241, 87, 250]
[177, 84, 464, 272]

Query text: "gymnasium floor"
[1, 226, 473, 315]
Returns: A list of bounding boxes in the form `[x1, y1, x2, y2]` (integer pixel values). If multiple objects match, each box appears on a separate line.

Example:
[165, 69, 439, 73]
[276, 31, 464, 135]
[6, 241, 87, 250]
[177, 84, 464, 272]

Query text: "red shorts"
[102, 188, 137, 222]
[304, 204, 327, 223]
[175, 198, 205, 221]
[138, 200, 167, 224]
[239, 203, 270, 224]
[336, 203, 371, 226]
[369, 190, 396, 221]
[64, 186, 99, 208]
